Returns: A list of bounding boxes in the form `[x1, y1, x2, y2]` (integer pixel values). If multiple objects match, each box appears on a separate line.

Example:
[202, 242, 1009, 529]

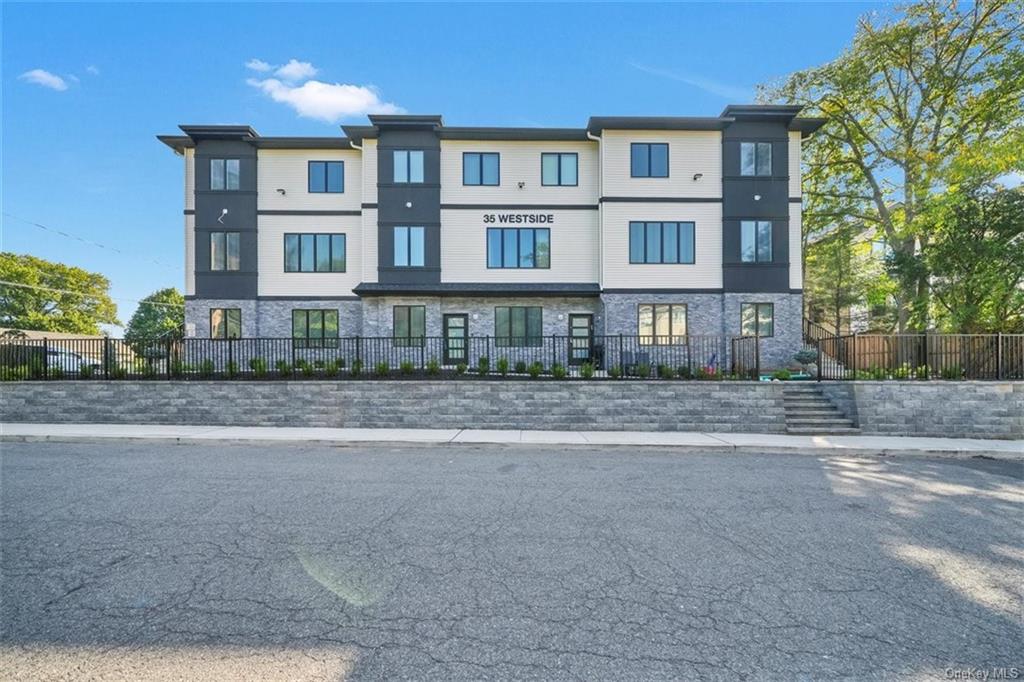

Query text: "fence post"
[817, 339, 823, 382]
[852, 333, 858, 380]
[754, 332, 760, 380]
[550, 334, 556, 369]
[103, 336, 110, 379]
[166, 338, 172, 380]
[618, 334, 623, 375]
[997, 332, 1003, 380]
[42, 337, 49, 379]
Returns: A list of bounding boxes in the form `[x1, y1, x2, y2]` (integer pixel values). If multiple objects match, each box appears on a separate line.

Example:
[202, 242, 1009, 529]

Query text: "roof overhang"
[587, 116, 732, 135]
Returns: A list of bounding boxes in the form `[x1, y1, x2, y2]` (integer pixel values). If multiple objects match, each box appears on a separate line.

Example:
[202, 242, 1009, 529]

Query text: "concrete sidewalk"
[2, 423, 1021, 459]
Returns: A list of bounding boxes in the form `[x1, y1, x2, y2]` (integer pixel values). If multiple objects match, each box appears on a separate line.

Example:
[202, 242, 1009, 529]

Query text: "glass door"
[443, 314, 468, 365]
[568, 314, 593, 366]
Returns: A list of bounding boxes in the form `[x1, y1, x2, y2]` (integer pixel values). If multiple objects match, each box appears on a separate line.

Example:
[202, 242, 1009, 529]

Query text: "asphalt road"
[2, 441, 1021, 680]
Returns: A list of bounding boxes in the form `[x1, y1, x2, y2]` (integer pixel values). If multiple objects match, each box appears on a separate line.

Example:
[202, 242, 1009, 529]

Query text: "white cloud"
[274, 59, 317, 82]
[628, 62, 750, 101]
[245, 58, 272, 73]
[85, 65, 100, 75]
[19, 69, 69, 91]
[247, 77, 403, 122]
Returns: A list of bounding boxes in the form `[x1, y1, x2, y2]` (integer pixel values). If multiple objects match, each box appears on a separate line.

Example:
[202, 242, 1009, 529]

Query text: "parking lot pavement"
[2, 441, 1022, 680]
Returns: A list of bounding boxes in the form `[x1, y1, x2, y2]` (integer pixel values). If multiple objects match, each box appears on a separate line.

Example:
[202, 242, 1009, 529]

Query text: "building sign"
[483, 213, 555, 225]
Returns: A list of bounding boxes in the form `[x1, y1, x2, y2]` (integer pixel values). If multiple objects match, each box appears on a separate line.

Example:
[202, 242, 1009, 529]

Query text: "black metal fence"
[0, 334, 762, 381]
[816, 334, 1024, 380]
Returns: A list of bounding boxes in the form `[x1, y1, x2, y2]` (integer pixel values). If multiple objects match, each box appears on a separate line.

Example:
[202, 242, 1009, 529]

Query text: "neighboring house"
[158, 105, 824, 368]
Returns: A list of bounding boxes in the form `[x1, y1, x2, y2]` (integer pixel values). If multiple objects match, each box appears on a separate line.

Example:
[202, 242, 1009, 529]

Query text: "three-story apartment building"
[159, 105, 824, 368]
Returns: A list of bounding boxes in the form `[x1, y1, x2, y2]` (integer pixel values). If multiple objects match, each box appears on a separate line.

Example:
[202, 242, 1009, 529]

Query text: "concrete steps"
[782, 385, 859, 435]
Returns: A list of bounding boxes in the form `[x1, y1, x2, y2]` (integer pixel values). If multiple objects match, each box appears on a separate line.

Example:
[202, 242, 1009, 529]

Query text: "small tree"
[124, 288, 185, 344]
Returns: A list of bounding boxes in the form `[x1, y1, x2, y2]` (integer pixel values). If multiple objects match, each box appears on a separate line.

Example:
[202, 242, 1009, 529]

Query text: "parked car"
[47, 349, 101, 374]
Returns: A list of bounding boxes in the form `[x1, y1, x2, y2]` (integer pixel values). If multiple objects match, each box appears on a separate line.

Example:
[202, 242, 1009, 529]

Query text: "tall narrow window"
[393, 226, 425, 267]
[393, 150, 424, 183]
[291, 309, 339, 348]
[741, 303, 774, 337]
[210, 308, 241, 339]
[638, 304, 687, 345]
[393, 305, 426, 347]
[628, 222, 695, 264]
[541, 153, 578, 186]
[284, 233, 346, 272]
[740, 142, 772, 176]
[308, 161, 344, 193]
[210, 232, 240, 271]
[740, 220, 773, 263]
[486, 228, 550, 269]
[463, 153, 500, 186]
[210, 159, 240, 190]
[630, 143, 669, 178]
[495, 306, 543, 347]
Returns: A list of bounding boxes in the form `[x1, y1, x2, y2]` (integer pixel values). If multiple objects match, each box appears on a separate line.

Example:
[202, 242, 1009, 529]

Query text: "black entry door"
[443, 314, 468, 365]
[568, 314, 593, 365]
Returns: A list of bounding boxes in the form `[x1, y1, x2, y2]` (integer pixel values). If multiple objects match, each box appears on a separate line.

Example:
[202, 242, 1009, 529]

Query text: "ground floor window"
[638, 304, 687, 345]
[495, 306, 543, 347]
[393, 305, 426, 347]
[741, 303, 774, 337]
[210, 308, 241, 339]
[292, 309, 339, 348]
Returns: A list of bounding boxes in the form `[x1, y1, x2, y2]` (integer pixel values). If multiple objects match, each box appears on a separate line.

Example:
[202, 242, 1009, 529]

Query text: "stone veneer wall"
[723, 292, 803, 369]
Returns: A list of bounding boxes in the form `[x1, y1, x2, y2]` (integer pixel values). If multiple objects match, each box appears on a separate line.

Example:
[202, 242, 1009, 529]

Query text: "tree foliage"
[0, 252, 120, 334]
[124, 287, 185, 345]
[804, 226, 890, 333]
[761, 0, 1024, 331]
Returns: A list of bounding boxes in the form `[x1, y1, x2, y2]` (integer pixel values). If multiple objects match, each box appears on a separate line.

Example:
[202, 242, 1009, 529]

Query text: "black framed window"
[210, 231, 240, 271]
[495, 306, 543, 348]
[541, 153, 578, 186]
[486, 228, 550, 269]
[740, 220, 773, 263]
[393, 150, 424, 184]
[628, 222, 695, 264]
[210, 159, 240, 190]
[741, 303, 774, 337]
[638, 304, 687, 346]
[308, 161, 344, 193]
[210, 308, 241, 339]
[393, 226, 425, 267]
[630, 143, 668, 178]
[740, 142, 772, 176]
[284, 233, 346, 272]
[463, 152, 500, 186]
[291, 309, 339, 348]
[393, 305, 426, 347]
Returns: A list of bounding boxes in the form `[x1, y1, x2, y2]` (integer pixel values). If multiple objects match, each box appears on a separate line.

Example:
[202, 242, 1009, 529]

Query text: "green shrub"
[275, 360, 292, 376]
[677, 366, 693, 380]
[198, 359, 215, 378]
[914, 365, 929, 380]
[324, 360, 340, 378]
[110, 364, 127, 380]
[50, 366, 65, 380]
[893, 363, 911, 380]
[695, 367, 720, 381]
[853, 369, 872, 380]
[225, 361, 239, 378]
[794, 349, 818, 365]
[455, 362, 467, 375]
[351, 359, 363, 377]
[337, 357, 346, 369]
[579, 362, 594, 379]
[551, 363, 567, 380]
[249, 357, 268, 378]
[527, 361, 543, 379]
[426, 358, 440, 376]
[869, 365, 888, 380]
[400, 360, 415, 375]
[609, 365, 622, 379]
[941, 365, 962, 380]
[657, 364, 674, 380]
[28, 359, 45, 379]
[514, 361, 527, 374]
[477, 356, 490, 376]
[313, 359, 324, 369]
[497, 357, 509, 376]
[772, 368, 792, 381]
[301, 362, 315, 378]
[80, 364, 95, 380]
[374, 361, 390, 377]
[140, 363, 157, 379]
[0, 365, 29, 381]
[635, 363, 651, 378]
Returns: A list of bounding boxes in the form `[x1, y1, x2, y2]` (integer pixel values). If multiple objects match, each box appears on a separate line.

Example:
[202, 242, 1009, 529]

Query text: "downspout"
[587, 130, 603, 331]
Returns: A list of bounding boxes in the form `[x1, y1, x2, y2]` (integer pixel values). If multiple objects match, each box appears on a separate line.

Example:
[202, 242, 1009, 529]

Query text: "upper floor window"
[463, 152, 499, 186]
[308, 161, 344, 193]
[393, 305, 426, 347]
[292, 309, 339, 348]
[629, 221, 695, 264]
[210, 308, 241, 339]
[495, 306, 543, 348]
[393, 226, 425, 267]
[741, 303, 774, 337]
[393, 150, 424, 184]
[740, 220, 773, 262]
[630, 143, 668, 178]
[487, 228, 550, 269]
[541, 153, 578, 186]
[210, 231, 240, 271]
[210, 159, 240, 191]
[284, 233, 346, 272]
[638, 304, 687, 345]
[740, 142, 772, 176]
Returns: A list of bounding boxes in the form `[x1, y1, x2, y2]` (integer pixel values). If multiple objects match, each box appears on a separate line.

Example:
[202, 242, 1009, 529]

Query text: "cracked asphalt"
[2, 441, 1022, 680]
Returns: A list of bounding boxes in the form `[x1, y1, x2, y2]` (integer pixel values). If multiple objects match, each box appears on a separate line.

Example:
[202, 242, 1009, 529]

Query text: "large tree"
[804, 225, 889, 333]
[0, 253, 120, 334]
[124, 288, 185, 344]
[761, 0, 1024, 331]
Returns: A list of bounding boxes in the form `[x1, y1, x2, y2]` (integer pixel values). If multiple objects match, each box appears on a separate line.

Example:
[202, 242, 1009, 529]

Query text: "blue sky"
[2, 2, 876, 329]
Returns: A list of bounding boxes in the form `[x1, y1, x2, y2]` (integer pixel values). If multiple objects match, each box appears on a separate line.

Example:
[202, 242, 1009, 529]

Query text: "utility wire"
[0, 280, 185, 308]
[2, 212, 183, 271]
